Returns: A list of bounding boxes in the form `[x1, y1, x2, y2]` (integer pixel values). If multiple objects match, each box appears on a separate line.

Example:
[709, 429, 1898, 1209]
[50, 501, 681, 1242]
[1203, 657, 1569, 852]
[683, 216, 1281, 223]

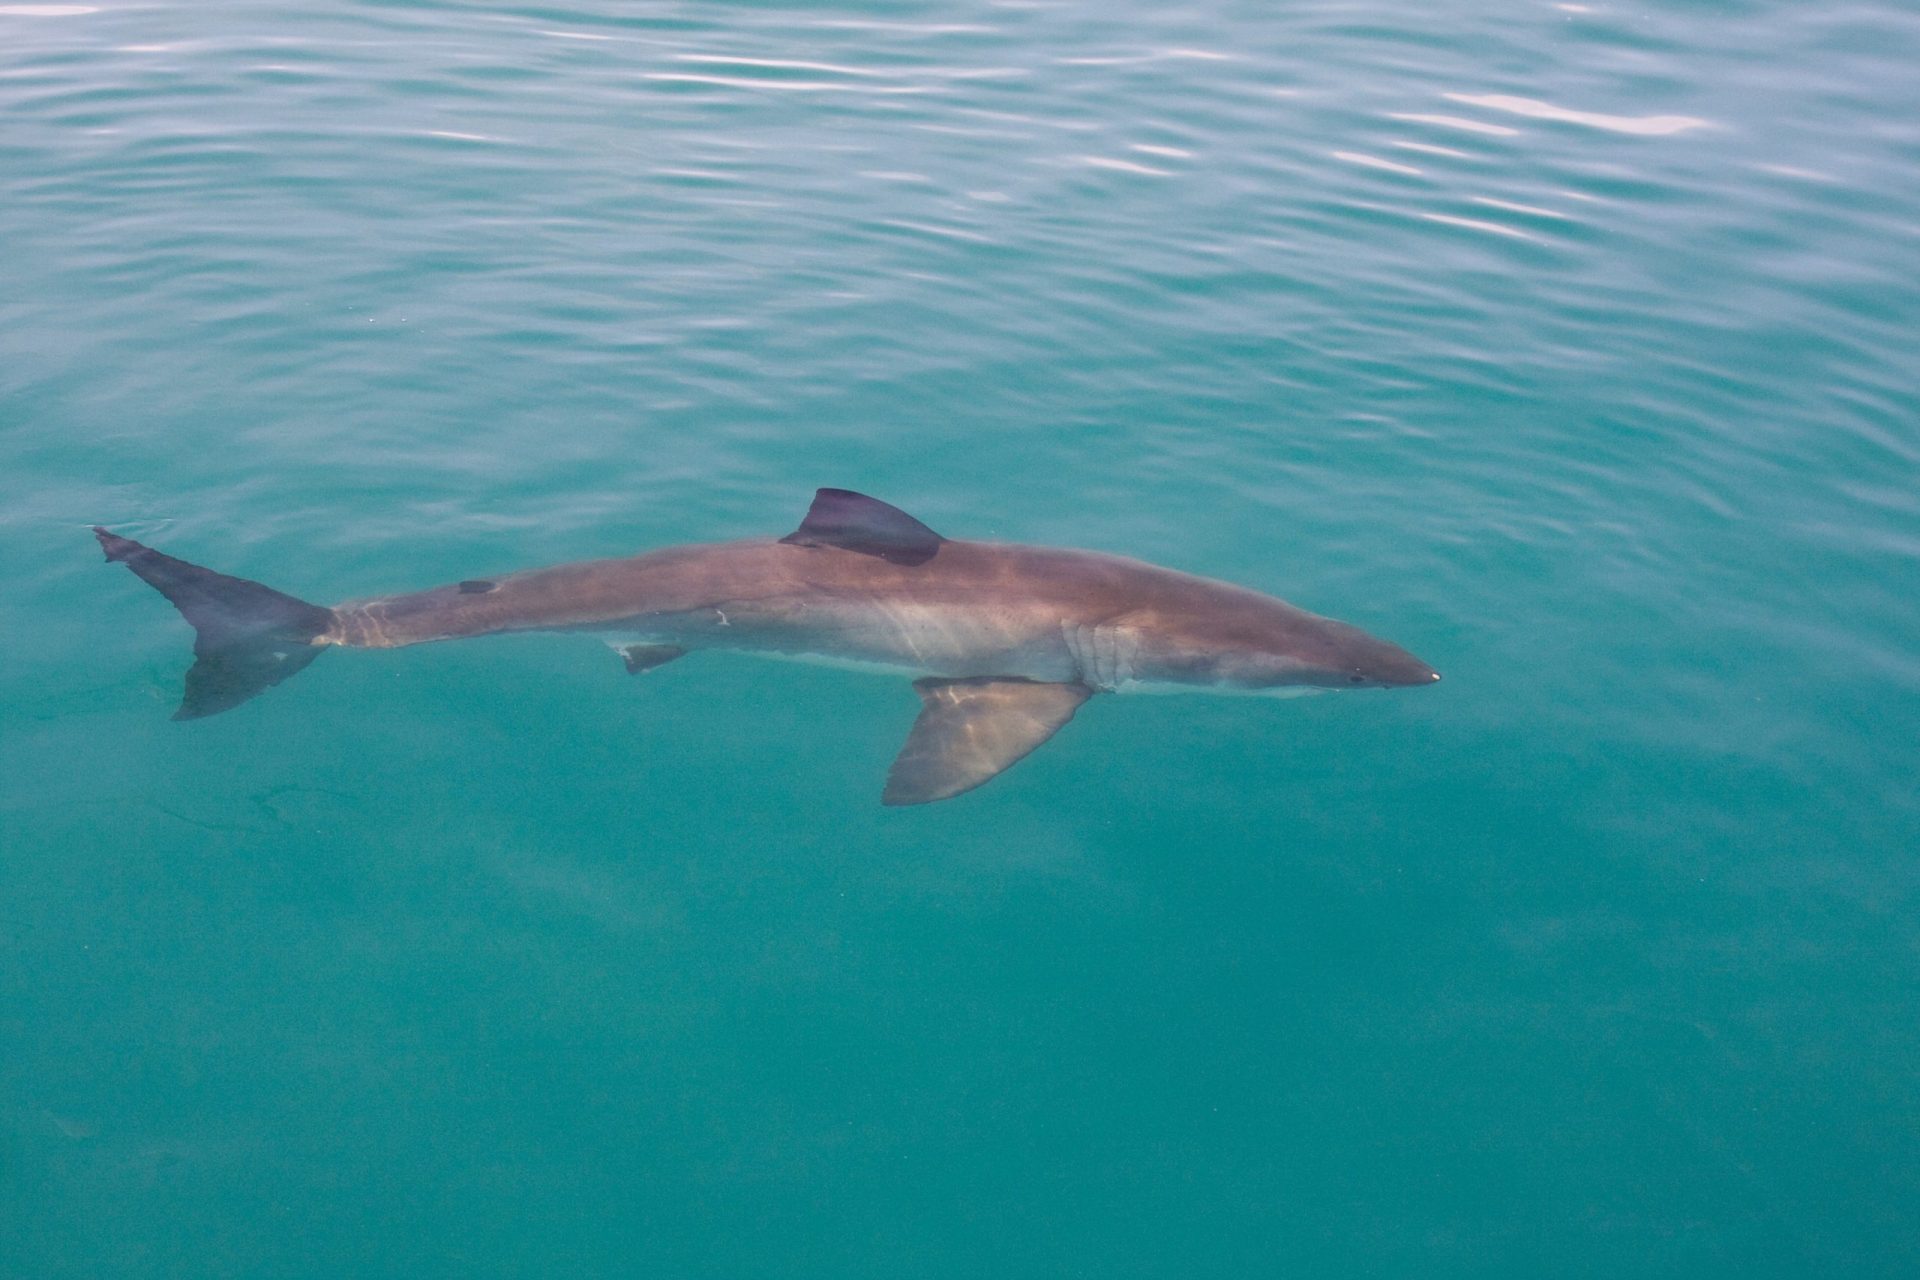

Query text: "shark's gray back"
[324, 535, 1333, 688]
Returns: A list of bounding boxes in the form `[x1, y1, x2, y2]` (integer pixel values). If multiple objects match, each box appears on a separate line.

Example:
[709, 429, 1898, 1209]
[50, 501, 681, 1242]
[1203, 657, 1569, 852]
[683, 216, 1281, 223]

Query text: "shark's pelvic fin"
[94, 527, 334, 720]
[779, 488, 945, 566]
[618, 643, 686, 675]
[884, 677, 1093, 806]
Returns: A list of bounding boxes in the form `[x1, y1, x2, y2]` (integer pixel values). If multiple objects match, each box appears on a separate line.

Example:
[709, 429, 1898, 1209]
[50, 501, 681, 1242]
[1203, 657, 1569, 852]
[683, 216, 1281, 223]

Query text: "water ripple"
[1443, 91, 1712, 136]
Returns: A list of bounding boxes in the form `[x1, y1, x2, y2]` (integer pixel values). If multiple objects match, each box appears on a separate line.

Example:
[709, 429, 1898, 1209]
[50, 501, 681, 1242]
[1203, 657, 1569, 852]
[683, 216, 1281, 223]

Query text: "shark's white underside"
[597, 632, 1325, 697]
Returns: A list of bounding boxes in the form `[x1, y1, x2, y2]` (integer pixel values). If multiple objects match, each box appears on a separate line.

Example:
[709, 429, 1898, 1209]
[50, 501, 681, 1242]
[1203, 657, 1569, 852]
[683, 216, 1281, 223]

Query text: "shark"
[94, 488, 1438, 805]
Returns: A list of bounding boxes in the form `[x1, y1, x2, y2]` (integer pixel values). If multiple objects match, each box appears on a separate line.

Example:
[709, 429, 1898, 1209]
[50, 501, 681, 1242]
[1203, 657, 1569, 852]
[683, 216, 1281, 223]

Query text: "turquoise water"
[4, 0, 1918, 1273]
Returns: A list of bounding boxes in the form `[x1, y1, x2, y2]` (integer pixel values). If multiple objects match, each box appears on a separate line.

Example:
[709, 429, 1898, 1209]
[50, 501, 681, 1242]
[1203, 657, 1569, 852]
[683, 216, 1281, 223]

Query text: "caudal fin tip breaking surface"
[94, 526, 141, 562]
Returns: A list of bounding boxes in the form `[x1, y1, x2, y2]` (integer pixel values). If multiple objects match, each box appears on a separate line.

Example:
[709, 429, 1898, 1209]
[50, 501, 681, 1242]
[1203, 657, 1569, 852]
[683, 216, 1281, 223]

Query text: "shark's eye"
[1348, 673, 1365, 684]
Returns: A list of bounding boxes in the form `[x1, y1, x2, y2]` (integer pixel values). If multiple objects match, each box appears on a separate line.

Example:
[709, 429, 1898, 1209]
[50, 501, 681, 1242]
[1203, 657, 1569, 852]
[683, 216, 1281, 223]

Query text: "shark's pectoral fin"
[883, 678, 1093, 806]
[618, 643, 686, 675]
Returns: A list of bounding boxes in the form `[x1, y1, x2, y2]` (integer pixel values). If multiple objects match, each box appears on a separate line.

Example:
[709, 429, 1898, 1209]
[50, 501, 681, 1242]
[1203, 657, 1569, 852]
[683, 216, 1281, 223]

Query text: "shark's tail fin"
[94, 527, 335, 721]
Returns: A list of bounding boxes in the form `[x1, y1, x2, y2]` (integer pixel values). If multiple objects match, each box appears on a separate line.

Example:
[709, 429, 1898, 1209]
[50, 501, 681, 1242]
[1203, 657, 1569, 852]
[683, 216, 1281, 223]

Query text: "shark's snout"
[1341, 669, 1439, 688]
[1223, 619, 1439, 691]
[1335, 636, 1441, 688]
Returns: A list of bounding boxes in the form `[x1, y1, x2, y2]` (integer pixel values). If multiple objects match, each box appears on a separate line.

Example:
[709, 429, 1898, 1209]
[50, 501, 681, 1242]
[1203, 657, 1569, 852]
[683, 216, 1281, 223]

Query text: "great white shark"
[94, 488, 1438, 805]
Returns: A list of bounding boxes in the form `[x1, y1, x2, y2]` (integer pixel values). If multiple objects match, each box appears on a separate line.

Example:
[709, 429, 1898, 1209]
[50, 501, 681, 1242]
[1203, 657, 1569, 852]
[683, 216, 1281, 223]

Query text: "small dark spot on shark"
[458, 579, 496, 594]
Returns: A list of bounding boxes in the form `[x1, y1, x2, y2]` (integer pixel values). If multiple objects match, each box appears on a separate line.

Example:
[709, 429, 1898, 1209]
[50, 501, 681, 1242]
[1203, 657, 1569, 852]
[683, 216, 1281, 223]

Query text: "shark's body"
[96, 489, 1437, 804]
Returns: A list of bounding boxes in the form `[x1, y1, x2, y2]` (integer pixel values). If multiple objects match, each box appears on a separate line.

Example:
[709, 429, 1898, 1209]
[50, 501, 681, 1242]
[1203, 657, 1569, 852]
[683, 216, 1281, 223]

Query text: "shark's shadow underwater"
[96, 488, 1438, 805]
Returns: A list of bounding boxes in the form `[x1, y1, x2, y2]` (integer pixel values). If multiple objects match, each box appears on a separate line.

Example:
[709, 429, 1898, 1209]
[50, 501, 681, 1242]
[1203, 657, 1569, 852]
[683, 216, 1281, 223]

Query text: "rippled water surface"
[4, 1, 1918, 1275]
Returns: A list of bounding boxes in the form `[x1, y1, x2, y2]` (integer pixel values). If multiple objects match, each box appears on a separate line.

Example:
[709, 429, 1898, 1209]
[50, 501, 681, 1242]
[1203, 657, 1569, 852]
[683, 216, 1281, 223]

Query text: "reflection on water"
[1444, 91, 1712, 136]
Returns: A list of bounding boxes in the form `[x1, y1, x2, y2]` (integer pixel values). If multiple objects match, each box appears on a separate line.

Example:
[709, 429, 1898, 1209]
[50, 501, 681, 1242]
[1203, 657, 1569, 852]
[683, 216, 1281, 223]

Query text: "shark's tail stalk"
[94, 527, 335, 721]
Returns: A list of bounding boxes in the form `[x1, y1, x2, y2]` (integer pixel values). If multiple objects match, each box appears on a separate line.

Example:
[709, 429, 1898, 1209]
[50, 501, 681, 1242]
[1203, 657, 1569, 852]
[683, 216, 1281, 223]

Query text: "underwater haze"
[3, 0, 1919, 1275]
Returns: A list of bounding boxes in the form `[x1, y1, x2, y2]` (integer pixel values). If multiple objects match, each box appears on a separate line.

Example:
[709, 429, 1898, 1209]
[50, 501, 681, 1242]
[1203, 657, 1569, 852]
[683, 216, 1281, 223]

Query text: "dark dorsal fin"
[778, 488, 945, 566]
